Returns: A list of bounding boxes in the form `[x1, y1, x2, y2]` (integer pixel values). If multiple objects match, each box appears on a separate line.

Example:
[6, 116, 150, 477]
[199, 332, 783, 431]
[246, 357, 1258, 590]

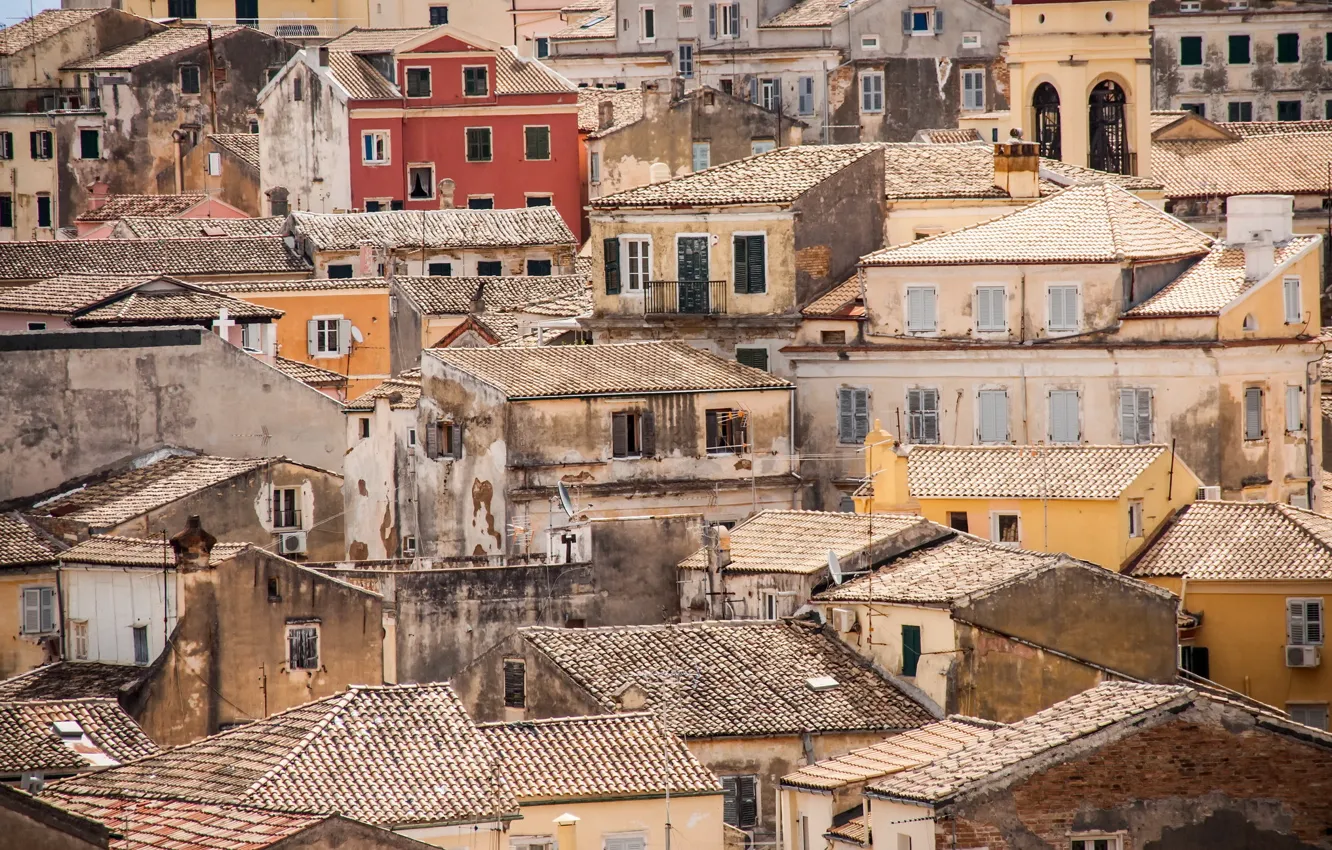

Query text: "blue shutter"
[709, 2, 717, 38]
[902, 10, 911, 33]
[730, 1, 740, 36]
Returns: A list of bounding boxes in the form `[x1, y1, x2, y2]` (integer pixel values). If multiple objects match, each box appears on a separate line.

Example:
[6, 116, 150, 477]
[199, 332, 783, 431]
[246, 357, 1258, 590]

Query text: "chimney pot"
[170, 515, 217, 572]
[993, 139, 1040, 199]
[597, 99, 615, 131]
[318, 46, 329, 67]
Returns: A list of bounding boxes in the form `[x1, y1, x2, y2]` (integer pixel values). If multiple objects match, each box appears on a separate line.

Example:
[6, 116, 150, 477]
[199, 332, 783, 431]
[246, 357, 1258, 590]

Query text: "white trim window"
[860, 71, 884, 113]
[362, 130, 389, 164]
[1047, 284, 1080, 333]
[861, 34, 880, 50]
[978, 388, 1008, 443]
[975, 285, 1005, 332]
[961, 68, 984, 110]
[692, 141, 710, 171]
[1119, 388, 1153, 444]
[287, 622, 320, 670]
[1071, 837, 1123, 850]
[1284, 276, 1302, 323]
[906, 387, 940, 444]
[1128, 499, 1144, 538]
[640, 5, 656, 41]
[905, 286, 937, 333]
[990, 511, 1020, 546]
[1048, 389, 1080, 444]
[1287, 598, 1324, 645]
[1286, 384, 1304, 432]
[309, 316, 349, 357]
[622, 236, 651, 292]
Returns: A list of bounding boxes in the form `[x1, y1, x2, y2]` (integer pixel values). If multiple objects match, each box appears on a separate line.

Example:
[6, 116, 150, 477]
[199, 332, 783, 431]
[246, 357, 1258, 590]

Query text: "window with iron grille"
[504, 658, 526, 707]
[288, 625, 319, 670]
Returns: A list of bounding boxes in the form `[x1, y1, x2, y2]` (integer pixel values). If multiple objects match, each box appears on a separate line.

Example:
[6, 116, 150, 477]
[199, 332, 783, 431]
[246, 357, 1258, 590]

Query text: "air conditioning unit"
[546, 524, 590, 564]
[830, 607, 858, 633]
[278, 531, 308, 555]
[1286, 645, 1320, 668]
[1196, 486, 1221, 501]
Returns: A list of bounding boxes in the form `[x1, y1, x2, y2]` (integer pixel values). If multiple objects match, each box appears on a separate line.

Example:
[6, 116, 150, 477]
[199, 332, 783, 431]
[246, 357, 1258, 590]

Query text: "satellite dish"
[557, 481, 575, 519]
[827, 549, 843, 585]
[350, 325, 364, 344]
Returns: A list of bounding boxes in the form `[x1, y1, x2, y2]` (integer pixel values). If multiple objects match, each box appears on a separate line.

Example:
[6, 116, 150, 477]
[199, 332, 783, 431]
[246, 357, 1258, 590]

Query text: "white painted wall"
[61, 566, 177, 665]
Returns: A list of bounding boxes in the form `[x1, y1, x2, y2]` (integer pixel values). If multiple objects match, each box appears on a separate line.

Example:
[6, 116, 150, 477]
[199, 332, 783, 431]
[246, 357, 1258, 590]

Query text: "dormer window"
[905, 7, 938, 35]
[463, 66, 489, 97]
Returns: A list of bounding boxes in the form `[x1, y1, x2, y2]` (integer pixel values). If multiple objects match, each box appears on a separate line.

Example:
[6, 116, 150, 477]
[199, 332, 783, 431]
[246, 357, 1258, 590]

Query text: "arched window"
[1089, 80, 1129, 174]
[1033, 83, 1061, 160]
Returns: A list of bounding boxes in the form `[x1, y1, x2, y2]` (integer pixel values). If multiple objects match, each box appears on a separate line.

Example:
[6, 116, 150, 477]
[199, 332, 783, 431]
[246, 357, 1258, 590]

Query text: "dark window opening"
[705, 408, 748, 453]
[612, 411, 642, 457]
[407, 67, 432, 97]
[721, 776, 758, 829]
[327, 263, 354, 279]
[526, 258, 552, 275]
[464, 66, 489, 97]
[503, 658, 526, 707]
[1228, 34, 1250, 64]
[1228, 101, 1252, 122]
[901, 624, 921, 676]
[1179, 35, 1202, 66]
[36, 195, 51, 228]
[365, 200, 382, 212]
[1277, 32, 1300, 63]
[1034, 82, 1061, 160]
[267, 577, 281, 601]
[1181, 102, 1205, 117]
[0, 194, 12, 228]
[1088, 80, 1128, 174]
[467, 197, 494, 209]
[1180, 645, 1209, 679]
[526, 195, 552, 207]
[133, 626, 149, 665]
[359, 417, 371, 439]
[821, 330, 847, 345]
[180, 64, 201, 94]
[429, 5, 449, 24]
[428, 262, 452, 276]
[79, 129, 100, 159]
[409, 166, 434, 199]
[947, 511, 969, 532]
[27, 322, 45, 331]
[477, 260, 503, 276]
[30, 131, 52, 160]
[1278, 100, 1302, 121]
[168, 0, 197, 17]
[272, 487, 299, 529]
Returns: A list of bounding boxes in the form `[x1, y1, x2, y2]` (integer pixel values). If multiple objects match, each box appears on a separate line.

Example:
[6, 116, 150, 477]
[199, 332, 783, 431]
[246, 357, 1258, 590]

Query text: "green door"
[901, 624, 921, 677]
[676, 236, 710, 313]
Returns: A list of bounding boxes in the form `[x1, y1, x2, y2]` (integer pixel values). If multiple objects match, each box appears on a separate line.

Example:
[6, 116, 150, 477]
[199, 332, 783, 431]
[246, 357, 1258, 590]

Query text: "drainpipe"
[206, 26, 219, 135]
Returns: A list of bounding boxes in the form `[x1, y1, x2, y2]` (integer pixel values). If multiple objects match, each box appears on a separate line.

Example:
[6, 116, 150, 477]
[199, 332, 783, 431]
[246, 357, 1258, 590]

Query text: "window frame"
[589, 149, 601, 183]
[1070, 836, 1123, 850]
[1277, 99, 1303, 121]
[990, 511, 1021, 547]
[910, 7, 934, 33]
[20, 585, 56, 635]
[1288, 702, 1329, 730]
[408, 162, 437, 199]
[692, 140, 711, 171]
[1048, 388, 1081, 444]
[1128, 499, 1144, 538]
[974, 284, 1006, 333]
[1287, 597, 1324, 646]
[1243, 385, 1264, 441]
[1179, 35, 1203, 66]
[1119, 387, 1153, 444]
[468, 195, 496, 210]
[465, 126, 493, 163]
[523, 124, 552, 161]
[429, 4, 449, 25]
[705, 408, 749, 454]
[362, 130, 390, 165]
[180, 63, 202, 94]
[977, 387, 1009, 444]
[78, 127, 101, 160]
[462, 65, 489, 98]
[679, 43, 694, 78]
[731, 231, 768, 295]
[286, 623, 320, 670]
[271, 485, 302, 529]
[30, 130, 53, 161]
[1276, 32, 1300, 64]
[1046, 283, 1080, 334]
[639, 4, 657, 41]
[961, 68, 984, 111]
[860, 71, 884, 113]
[838, 387, 871, 445]
[679, 2, 694, 19]
[405, 66, 433, 99]
[621, 234, 652, 292]
[611, 410, 643, 458]
[1228, 33, 1250, 65]
[861, 34, 880, 50]
[717, 2, 740, 37]
[312, 315, 344, 357]
[1228, 100, 1253, 122]
[758, 77, 779, 111]
[906, 386, 940, 444]
[904, 285, 938, 334]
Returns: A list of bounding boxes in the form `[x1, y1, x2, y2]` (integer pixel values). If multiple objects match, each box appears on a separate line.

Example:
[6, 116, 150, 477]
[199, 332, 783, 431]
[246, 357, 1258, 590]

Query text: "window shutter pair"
[908, 388, 938, 443]
[837, 387, 870, 444]
[603, 237, 621, 294]
[22, 588, 41, 634]
[1049, 286, 1078, 330]
[736, 348, 768, 371]
[732, 235, 765, 294]
[1288, 599, 1323, 645]
[1284, 278, 1301, 323]
[1049, 390, 1079, 443]
[1118, 388, 1152, 444]
[907, 288, 936, 332]
[979, 390, 1008, 442]
[1244, 387, 1263, 439]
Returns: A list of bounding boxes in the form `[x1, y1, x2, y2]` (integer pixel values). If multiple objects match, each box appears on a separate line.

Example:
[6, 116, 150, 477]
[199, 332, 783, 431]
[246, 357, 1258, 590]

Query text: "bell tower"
[1005, 0, 1153, 177]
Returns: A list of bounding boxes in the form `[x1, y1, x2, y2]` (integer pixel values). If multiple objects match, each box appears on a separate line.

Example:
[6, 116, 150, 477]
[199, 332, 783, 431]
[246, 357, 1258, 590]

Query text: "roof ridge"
[476, 710, 659, 729]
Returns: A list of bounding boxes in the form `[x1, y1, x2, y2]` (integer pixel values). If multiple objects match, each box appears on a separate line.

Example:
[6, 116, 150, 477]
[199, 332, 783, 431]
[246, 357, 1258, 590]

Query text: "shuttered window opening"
[1244, 386, 1264, 440]
[21, 587, 54, 635]
[503, 658, 527, 707]
[838, 387, 870, 444]
[708, 2, 740, 38]
[1118, 388, 1152, 444]
[721, 776, 758, 828]
[428, 262, 452, 276]
[308, 318, 350, 355]
[612, 411, 654, 457]
[1047, 285, 1079, 332]
[1286, 385, 1304, 432]
[603, 237, 621, 294]
[975, 286, 1005, 332]
[900, 624, 922, 676]
[906, 388, 939, 444]
[905, 286, 936, 333]
[625, 237, 651, 291]
[797, 76, 815, 115]
[1048, 390, 1080, 444]
[605, 835, 647, 850]
[860, 72, 884, 113]
[272, 487, 300, 529]
[132, 625, 150, 665]
[978, 389, 1008, 443]
[1287, 598, 1324, 645]
[288, 626, 319, 670]
[1284, 276, 1302, 323]
[733, 234, 766, 294]
[736, 347, 769, 371]
[706, 408, 749, 453]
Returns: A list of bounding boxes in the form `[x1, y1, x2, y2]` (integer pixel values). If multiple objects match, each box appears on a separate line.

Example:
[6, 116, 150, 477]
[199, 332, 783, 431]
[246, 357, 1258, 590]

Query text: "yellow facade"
[117, 0, 369, 38]
[0, 570, 59, 680]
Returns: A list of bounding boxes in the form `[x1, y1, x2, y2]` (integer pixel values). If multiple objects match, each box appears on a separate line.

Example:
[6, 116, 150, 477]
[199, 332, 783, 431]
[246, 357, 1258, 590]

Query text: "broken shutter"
[838, 388, 855, 443]
[450, 421, 463, 459]
[640, 411, 656, 456]
[908, 388, 937, 443]
[1244, 387, 1263, 439]
[612, 413, 629, 457]
[603, 237, 621, 294]
[503, 659, 526, 707]
[306, 320, 317, 356]
[901, 10, 911, 33]
[853, 388, 869, 442]
[338, 319, 352, 353]
[901, 624, 922, 676]
[730, 1, 740, 36]
[709, 2, 717, 38]
[289, 627, 318, 669]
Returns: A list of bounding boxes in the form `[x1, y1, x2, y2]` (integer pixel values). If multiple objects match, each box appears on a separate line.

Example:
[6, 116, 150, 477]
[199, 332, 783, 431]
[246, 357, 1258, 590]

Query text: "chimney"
[671, 75, 685, 101]
[170, 515, 217, 572]
[437, 177, 456, 210]
[859, 420, 919, 515]
[87, 181, 110, 210]
[597, 99, 615, 131]
[357, 242, 376, 277]
[993, 131, 1040, 200]
[318, 46, 329, 66]
[1244, 229, 1275, 280]
[554, 813, 580, 850]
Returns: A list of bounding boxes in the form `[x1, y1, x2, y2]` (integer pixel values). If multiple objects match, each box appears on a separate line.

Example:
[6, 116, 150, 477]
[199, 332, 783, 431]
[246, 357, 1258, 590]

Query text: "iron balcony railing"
[644, 279, 728, 315]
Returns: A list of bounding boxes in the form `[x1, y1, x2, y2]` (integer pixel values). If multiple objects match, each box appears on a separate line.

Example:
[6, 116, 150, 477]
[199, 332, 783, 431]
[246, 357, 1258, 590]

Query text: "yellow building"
[1127, 500, 1332, 730]
[855, 424, 1201, 571]
[0, 515, 63, 680]
[116, 0, 368, 39]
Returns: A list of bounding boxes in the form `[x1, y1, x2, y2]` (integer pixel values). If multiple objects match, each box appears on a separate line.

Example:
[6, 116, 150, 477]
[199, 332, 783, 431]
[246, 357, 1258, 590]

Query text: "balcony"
[186, 18, 347, 40]
[644, 279, 727, 315]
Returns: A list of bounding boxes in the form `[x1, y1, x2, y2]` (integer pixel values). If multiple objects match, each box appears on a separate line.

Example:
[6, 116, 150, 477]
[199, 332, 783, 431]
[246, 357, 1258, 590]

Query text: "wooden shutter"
[1287, 385, 1303, 432]
[1136, 389, 1152, 444]
[30, 132, 38, 159]
[450, 422, 463, 458]
[1050, 391, 1078, 443]
[934, 8, 943, 31]
[338, 319, 352, 353]
[901, 10, 911, 32]
[1289, 598, 1307, 644]
[980, 390, 1006, 442]
[612, 413, 628, 457]
[705, 409, 719, 451]
[853, 389, 869, 442]
[907, 388, 922, 441]
[736, 776, 758, 827]
[709, 2, 717, 37]
[503, 659, 526, 707]
[425, 418, 440, 457]
[837, 388, 854, 443]
[603, 237, 621, 294]
[729, 1, 739, 36]
[1285, 278, 1300, 322]
[640, 411, 656, 457]
[307, 320, 317, 355]
[901, 624, 921, 676]
[721, 776, 738, 825]
[1308, 600, 1323, 644]
[736, 348, 768, 371]
[1244, 387, 1262, 439]
[746, 235, 765, 293]
[733, 235, 747, 293]
[976, 288, 993, 331]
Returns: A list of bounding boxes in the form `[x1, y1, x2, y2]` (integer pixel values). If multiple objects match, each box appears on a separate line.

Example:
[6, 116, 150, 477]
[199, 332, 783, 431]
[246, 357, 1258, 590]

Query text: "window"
[272, 487, 300, 528]
[403, 535, 418, 555]
[466, 127, 492, 162]
[168, 0, 196, 16]
[962, 69, 984, 110]
[268, 187, 289, 216]
[36, 194, 51, 228]
[30, 131, 52, 160]
[758, 77, 779, 111]
[1244, 386, 1264, 440]
[0, 132, 11, 159]
[975, 286, 1006, 332]
[838, 387, 870, 444]
[429, 4, 448, 24]
[679, 2, 693, 18]
[706, 408, 748, 453]
[1119, 388, 1152, 444]
[477, 260, 503, 276]
[1283, 276, 1302, 323]
[1277, 32, 1300, 64]
[1048, 390, 1080, 443]
[1179, 644, 1208, 677]
[504, 658, 526, 707]
[750, 138, 775, 155]
[21, 587, 55, 634]
[1181, 102, 1205, 117]
[358, 417, 371, 439]
[288, 624, 319, 669]
[1128, 499, 1144, 538]
[1278, 100, 1302, 121]
[978, 389, 1008, 443]
[908, 8, 934, 33]
[0, 194, 12, 228]
[623, 237, 651, 291]
[589, 150, 601, 183]
[1288, 598, 1323, 645]
[711, 1, 740, 38]
[362, 131, 389, 163]
[901, 624, 921, 676]
[692, 141, 710, 171]
[797, 76, 814, 115]
[735, 234, 767, 294]
[408, 427, 419, 446]
[1047, 285, 1079, 332]
[427, 418, 463, 458]
[469, 196, 495, 210]
[293, 72, 304, 102]
[861, 72, 884, 113]
[180, 64, 201, 93]
[1287, 385, 1304, 432]
[679, 43, 694, 78]
[1180, 0, 1200, 9]
[905, 286, 936, 333]
[612, 411, 643, 457]
[27, 322, 45, 331]
[1070, 837, 1121, 850]
[132, 625, 149, 665]
[991, 512, 1020, 546]
[861, 34, 880, 50]
[1179, 35, 1202, 66]
[906, 388, 939, 444]
[1228, 101, 1253, 122]
[407, 67, 432, 98]
[736, 347, 769, 371]
[463, 65, 488, 97]
[640, 5, 656, 40]
[1289, 703, 1329, 730]
[311, 318, 345, 355]
[409, 165, 435, 199]
[327, 263, 354, 279]
[947, 511, 969, 532]
[604, 237, 621, 294]
[428, 262, 452, 276]
[961, 31, 981, 48]
[721, 776, 758, 828]
[524, 126, 551, 160]
[524, 258, 551, 277]
[70, 620, 88, 660]
[821, 330, 846, 345]
[79, 128, 100, 159]
[535, 37, 550, 58]
[1327, 99, 1332, 120]
[1228, 34, 1250, 65]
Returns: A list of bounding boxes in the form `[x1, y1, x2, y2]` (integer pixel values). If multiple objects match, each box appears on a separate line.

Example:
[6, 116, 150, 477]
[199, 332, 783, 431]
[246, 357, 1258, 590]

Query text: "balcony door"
[235, 0, 258, 26]
[677, 236, 710, 314]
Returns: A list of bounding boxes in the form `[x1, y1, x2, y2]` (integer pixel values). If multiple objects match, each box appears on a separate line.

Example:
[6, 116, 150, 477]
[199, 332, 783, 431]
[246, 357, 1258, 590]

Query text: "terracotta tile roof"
[578, 88, 645, 134]
[71, 290, 283, 326]
[1128, 501, 1332, 581]
[802, 277, 862, 318]
[905, 444, 1170, 499]
[520, 621, 936, 737]
[1124, 237, 1319, 318]
[863, 185, 1212, 266]
[1150, 110, 1190, 133]
[592, 144, 881, 208]
[395, 274, 589, 316]
[113, 216, 285, 239]
[677, 510, 934, 575]
[550, 4, 615, 39]
[209, 133, 260, 170]
[51, 683, 520, 828]
[425, 340, 792, 398]
[65, 25, 247, 70]
[0, 274, 154, 316]
[204, 276, 387, 293]
[826, 815, 868, 845]
[1222, 119, 1332, 137]
[0, 663, 152, 702]
[494, 48, 574, 95]
[76, 195, 208, 222]
[0, 513, 62, 568]
[1039, 157, 1164, 191]
[0, 237, 309, 281]
[288, 207, 574, 251]
[815, 535, 1062, 604]
[28, 455, 277, 529]
[913, 128, 984, 144]
[867, 682, 1192, 803]
[0, 699, 158, 776]
[782, 718, 1000, 791]
[268, 356, 347, 387]
[480, 713, 721, 801]
[327, 50, 400, 99]
[344, 377, 421, 412]
[0, 10, 102, 55]
[59, 535, 249, 568]
[881, 144, 1160, 202]
[44, 794, 330, 850]
[763, 0, 848, 27]
[323, 26, 431, 51]
[1153, 132, 1332, 198]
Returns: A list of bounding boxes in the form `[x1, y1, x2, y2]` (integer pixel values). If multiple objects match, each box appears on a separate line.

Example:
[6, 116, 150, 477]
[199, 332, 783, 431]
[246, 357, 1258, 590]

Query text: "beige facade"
[118, 0, 368, 39]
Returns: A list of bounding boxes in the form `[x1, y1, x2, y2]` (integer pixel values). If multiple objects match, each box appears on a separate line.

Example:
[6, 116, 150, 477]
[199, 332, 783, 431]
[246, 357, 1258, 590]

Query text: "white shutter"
[922, 388, 939, 443]
[1136, 389, 1153, 444]
[1289, 598, 1308, 645]
[339, 319, 353, 354]
[39, 588, 53, 633]
[907, 288, 934, 331]
[923, 288, 936, 330]
[1048, 287, 1064, 330]
[1118, 389, 1136, 444]
[1049, 391, 1079, 443]
[976, 288, 992, 331]
[1286, 385, 1303, 432]
[22, 588, 39, 634]
[1244, 387, 1263, 439]
[979, 390, 1006, 442]
[1284, 277, 1301, 323]
[307, 320, 317, 356]
[1064, 287, 1079, 329]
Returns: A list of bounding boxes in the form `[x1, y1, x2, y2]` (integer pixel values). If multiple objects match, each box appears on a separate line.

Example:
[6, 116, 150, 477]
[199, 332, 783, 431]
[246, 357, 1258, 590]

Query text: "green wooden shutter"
[901, 624, 921, 676]
[603, 237, 621, 294]
[736, 348, 768, 371]
[745, 235, 765, 293]
[733, 235, 747, 293]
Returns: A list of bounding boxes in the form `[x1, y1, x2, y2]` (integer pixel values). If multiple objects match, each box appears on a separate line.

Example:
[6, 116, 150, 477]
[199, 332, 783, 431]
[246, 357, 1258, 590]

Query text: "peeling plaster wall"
[344, 400, 417, 560]
[259, 51, 351, 214]
[181, 140, 260, 215]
